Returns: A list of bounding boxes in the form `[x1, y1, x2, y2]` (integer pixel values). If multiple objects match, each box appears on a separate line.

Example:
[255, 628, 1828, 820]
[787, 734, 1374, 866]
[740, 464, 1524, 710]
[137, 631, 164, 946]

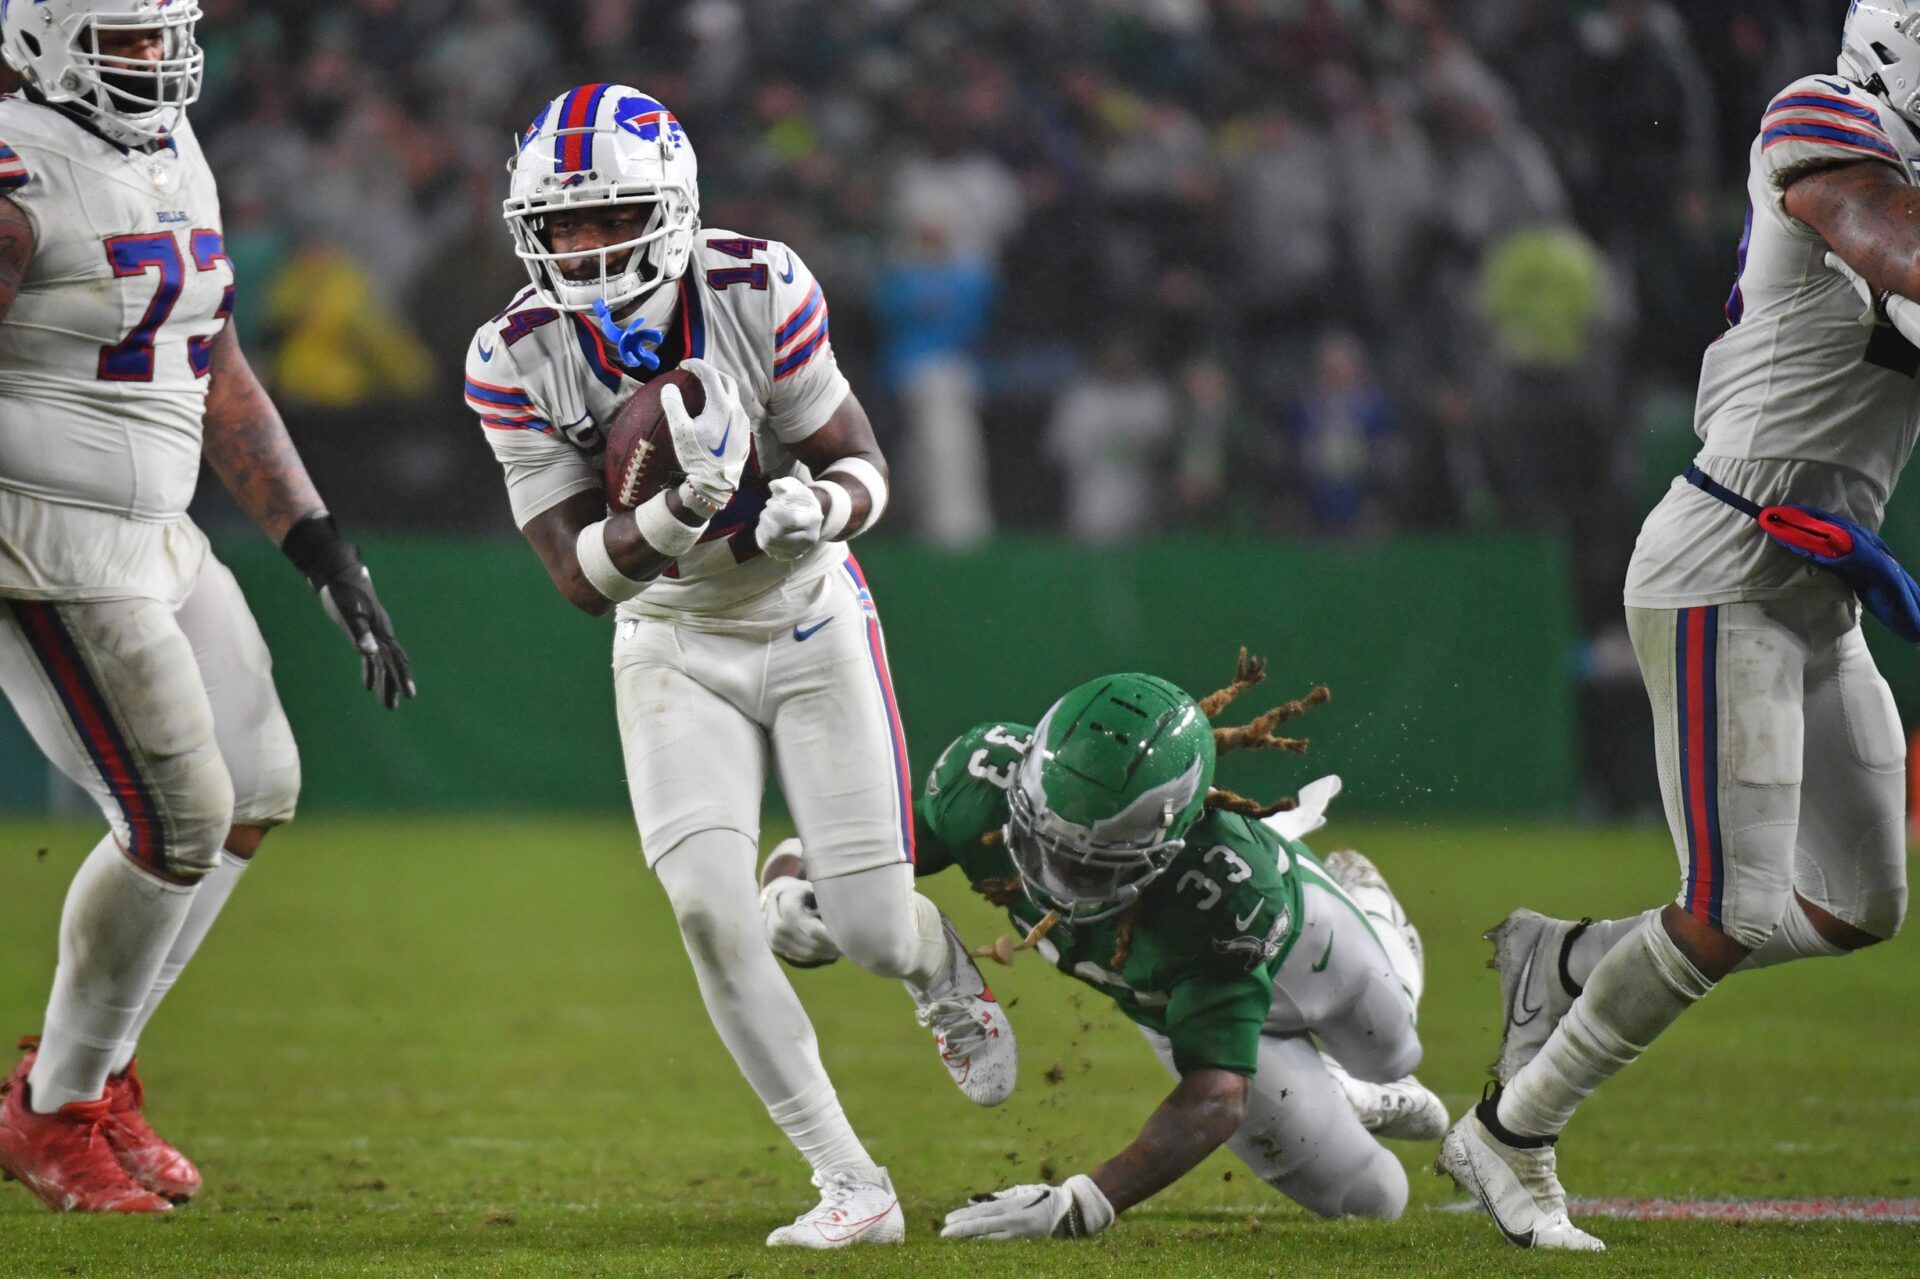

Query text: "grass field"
[1, 816, 1914, 1277]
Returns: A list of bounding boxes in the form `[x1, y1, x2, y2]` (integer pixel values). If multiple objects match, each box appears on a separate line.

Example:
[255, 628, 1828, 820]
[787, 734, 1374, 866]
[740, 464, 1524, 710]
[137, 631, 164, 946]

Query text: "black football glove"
[281, 512, 415, 709]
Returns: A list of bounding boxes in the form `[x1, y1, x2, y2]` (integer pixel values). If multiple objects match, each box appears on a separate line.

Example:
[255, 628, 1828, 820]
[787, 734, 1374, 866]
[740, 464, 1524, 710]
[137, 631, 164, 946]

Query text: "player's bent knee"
[231, 755, 300, 832]
[1271, 1142, 1406, 1220]
[161, 758, 238, 880]
[1856, 886, 1907, 944]
[1335, 1150, 1408, 1221]
[828, 916, 920, 981]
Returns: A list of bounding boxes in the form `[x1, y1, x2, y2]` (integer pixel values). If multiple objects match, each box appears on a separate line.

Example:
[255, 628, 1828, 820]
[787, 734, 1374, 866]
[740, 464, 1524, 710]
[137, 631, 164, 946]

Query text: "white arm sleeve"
[1882, 291, 1920, 351]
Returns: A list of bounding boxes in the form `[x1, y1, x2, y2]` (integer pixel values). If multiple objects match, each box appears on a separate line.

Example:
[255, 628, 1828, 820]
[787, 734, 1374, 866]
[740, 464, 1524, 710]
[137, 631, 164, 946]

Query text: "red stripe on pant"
[12, 602, 169, 877]
[845, 557, 916, 864]
[1682, 608, 1716, 922]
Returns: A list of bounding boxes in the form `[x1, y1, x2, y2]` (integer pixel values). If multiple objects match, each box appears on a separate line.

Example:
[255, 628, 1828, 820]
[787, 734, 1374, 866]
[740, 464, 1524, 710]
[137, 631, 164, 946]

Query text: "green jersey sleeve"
[1161, 970, 1273, 1077]
[912, 722, 1035, 880]
[1126, 812, 1306, 1075]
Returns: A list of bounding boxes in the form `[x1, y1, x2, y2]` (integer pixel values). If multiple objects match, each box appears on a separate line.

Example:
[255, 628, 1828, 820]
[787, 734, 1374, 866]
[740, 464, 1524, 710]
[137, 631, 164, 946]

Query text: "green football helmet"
[1005, 673, 1215, 923]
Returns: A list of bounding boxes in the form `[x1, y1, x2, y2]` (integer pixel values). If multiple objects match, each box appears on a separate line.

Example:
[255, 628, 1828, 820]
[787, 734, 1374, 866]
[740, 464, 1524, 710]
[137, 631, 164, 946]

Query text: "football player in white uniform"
[0, 0, 413, 1215]
[466, 84, 1015, 1247]
[1440, 4, 1917, 1251]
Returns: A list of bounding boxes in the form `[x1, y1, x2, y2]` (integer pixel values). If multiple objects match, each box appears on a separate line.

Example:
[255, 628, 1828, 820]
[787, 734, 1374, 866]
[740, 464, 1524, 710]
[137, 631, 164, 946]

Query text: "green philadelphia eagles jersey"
[915, 721, 1309, 1077]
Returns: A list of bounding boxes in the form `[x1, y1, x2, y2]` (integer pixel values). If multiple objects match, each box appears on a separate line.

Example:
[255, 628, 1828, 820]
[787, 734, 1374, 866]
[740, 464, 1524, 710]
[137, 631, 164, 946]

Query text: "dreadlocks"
[1200, 647, 1330, 817]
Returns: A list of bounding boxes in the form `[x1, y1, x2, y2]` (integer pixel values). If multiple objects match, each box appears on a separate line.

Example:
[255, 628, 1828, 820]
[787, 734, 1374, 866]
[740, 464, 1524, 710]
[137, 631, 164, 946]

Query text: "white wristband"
[822, 457, 888, 536]
[675, 480, 724, 521]
[1062, 1174, 1115, 1236]
[576, 519, 649, 603]
[634, 490, 706, 558]
[1883, 290, 1920, 350]
[814, 479, 853, 541]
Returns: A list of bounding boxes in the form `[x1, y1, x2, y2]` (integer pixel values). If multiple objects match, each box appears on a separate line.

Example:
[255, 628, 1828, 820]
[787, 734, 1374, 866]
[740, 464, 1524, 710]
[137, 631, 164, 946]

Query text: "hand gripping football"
[603, 369, 703, 511]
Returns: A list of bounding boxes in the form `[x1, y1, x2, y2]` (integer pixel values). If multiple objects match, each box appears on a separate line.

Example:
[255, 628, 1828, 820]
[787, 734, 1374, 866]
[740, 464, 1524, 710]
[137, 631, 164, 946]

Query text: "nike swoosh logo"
[780, 253, 795, 284]
[1475, 1181, 1538, 1249]
[708, 420, 730, 458]
[1311, 935, 1334, 972]
[477, 340, 495, 362]
[793, 617, 832, 641]
[1815, 77, 1853, 96]
[1512, 950, 1542, 1025]
[1234, 905, 1261, 931]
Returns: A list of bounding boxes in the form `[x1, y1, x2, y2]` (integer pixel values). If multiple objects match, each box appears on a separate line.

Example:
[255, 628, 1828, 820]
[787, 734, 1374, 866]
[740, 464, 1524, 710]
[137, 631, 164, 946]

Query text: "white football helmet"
[1841, 0, 1920, 124]
[504, 84, 700, 313]
[1, 0, 202, 147]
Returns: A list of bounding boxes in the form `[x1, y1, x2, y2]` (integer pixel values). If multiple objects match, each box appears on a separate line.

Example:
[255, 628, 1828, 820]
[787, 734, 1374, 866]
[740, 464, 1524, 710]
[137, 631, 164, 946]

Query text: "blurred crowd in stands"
[171, 0, 1833, 580]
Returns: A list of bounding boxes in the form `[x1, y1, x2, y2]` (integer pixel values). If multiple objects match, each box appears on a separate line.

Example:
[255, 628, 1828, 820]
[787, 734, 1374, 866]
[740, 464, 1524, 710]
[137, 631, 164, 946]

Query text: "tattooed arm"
[202, 325, 415, 707]
[201, 324, 324, 541]
[1087, 1067, 1250, 1214]
[0, 198, 34, 322]
[1783, 160, 1920, 298]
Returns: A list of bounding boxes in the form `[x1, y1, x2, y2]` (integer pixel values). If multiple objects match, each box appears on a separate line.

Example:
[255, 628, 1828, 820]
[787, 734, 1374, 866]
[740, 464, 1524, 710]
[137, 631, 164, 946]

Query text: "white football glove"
[759, 873, 842, 967]
[939, 1175, 1115, 1241]
[755, 476, 825, 562]
[663, 357, 749, 512]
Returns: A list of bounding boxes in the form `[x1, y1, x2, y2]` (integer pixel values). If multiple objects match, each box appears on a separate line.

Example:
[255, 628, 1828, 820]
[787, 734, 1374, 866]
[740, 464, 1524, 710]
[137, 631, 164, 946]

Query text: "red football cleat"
[103, 1059, 200, 1203]
[0, 1051, 171, 1213]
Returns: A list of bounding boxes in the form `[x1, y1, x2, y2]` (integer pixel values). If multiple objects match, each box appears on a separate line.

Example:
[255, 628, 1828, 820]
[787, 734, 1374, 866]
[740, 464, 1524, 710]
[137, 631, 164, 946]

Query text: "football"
[603, 369, 703, 511]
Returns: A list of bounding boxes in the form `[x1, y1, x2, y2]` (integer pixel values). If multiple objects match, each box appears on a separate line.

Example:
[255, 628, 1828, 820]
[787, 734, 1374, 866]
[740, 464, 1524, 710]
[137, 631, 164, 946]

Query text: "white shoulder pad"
[1758, 76, 1908, 208]
[1261, 774, 1342, 843]
[464, 314, 553, 436]
[763, 239, 847, 441]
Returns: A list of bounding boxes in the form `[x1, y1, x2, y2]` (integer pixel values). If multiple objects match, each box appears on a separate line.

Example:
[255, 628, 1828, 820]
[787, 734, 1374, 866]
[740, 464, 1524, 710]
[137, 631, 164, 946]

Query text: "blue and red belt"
[1684, 463, 1920, 642]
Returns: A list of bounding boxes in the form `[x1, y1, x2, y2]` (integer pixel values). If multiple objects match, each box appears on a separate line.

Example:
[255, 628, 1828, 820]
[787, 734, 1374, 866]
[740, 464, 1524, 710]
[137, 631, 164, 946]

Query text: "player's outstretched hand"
[664, 357, 748, 512]
[282, 512, 416, 710]
[939, 1176, 1115, 1241]
[319, 565, 414, 709]
[756, 476, 824, 562]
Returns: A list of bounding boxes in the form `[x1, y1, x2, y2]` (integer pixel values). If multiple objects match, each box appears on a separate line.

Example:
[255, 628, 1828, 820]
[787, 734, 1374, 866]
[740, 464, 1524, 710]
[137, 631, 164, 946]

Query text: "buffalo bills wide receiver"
[0, 0, 413, 1215]
[465, 84, 1016, 1247]
[1441, 3, 1917, 1251]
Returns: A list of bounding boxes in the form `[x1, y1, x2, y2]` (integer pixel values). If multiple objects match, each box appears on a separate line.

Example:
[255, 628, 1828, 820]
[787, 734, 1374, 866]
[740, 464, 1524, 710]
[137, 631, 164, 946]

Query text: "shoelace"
[915, 997, 987, 1056]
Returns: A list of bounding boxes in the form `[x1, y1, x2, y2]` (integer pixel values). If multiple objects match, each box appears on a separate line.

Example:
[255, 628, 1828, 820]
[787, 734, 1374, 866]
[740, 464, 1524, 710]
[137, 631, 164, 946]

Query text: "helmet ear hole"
[19, 32, 38, 57]
[1875, 41, 1903, 64]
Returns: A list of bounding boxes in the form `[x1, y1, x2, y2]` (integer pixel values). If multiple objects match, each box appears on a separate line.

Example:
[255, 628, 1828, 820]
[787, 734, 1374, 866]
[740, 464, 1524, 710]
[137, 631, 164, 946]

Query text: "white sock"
[1565, 909, 1661, 990]
[27, 837, 197, 1112]
[1733, 900, 1847, 972]
[655, 832, 877, 1176]
[109, 850, 250, 1075]
[1497, 918, 1713, 1139]
[812, 865, 950, 990]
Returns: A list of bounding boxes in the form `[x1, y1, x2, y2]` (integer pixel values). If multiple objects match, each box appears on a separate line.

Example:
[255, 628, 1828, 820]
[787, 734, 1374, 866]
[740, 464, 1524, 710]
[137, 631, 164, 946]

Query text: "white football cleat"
[1323, 848, 1424, 987]
[1435, 1097, 1604, 1252]
[1486, 909, 1589, 1083]
[909, 918, 1017, 1106]
[1320, 1053, 1450, 1141]
[765, 1165, 905, 1248]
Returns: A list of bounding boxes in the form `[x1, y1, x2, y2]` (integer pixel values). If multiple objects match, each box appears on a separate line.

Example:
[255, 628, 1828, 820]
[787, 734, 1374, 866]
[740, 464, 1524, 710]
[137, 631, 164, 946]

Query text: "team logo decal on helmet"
[1, 0, 204, 146]
[1004, 674, 1216, 924]
[999, 651, 1331, 928]
[504, 83, 700, 313]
